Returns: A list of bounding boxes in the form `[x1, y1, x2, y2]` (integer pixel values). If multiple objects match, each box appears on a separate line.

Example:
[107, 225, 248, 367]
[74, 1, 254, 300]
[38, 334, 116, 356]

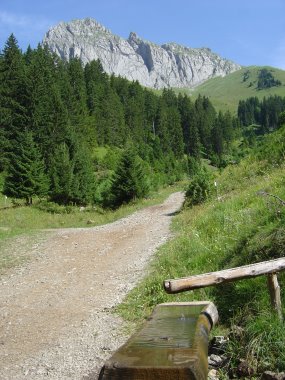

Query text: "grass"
[177, 66, 285, 113]
[117, 126, 285, 375]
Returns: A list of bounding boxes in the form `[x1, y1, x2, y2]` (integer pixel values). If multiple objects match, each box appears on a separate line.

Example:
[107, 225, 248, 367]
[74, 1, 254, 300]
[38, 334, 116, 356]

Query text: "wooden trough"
[99, 302, 218, 380]
[99, 258, 284, 379]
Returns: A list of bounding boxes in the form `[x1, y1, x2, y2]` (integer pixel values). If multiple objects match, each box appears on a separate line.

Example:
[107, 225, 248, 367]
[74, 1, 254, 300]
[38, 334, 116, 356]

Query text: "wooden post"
[267, 273, 283, 321]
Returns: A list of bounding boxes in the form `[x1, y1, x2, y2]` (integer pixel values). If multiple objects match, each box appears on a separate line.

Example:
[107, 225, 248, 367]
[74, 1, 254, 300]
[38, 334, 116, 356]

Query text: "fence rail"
[164, 257, 285, 320]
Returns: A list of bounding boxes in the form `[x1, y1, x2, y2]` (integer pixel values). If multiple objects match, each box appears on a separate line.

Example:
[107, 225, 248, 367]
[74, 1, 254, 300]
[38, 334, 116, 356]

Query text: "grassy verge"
[117, 129, 285, 375]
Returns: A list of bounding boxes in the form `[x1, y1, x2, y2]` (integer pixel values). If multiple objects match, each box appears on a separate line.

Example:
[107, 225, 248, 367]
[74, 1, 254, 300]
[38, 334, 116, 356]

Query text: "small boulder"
[261, 371, 285, 380]
[208, 354, 227, 368]
[208, 369, 219, 380]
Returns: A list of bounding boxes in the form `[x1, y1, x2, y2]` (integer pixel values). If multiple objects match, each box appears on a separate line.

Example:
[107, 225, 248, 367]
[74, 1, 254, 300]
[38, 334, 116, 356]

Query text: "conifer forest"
[1, 35, 285, 208]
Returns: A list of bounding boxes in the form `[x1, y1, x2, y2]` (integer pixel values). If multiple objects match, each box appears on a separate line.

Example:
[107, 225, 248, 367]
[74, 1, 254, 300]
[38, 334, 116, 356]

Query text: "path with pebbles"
[0, 192, 184, 380]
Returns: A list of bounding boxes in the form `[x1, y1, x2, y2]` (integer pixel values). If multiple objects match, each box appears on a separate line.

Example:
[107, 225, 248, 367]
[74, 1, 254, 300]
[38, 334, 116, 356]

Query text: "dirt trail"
[0, 192, 184, 380]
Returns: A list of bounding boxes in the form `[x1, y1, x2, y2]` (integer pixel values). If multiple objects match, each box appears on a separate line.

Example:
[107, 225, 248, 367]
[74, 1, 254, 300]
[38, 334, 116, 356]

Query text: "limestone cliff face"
[43, 18, 241, 89]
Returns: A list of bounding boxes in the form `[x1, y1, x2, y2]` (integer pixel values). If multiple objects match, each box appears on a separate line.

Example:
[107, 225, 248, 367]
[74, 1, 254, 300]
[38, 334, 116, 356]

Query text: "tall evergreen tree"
[195, 95, 216, 155]
[49, 142, 74, 204]
[70, 144, 95, 205]
[25, 44, 69, 165]
[67, 58, 88, 136]
[0, 34, 29, 147]
[100, 87, 126, 146]
[109, 145, 149, 208]
[166, 106, 184, 158]
[178, 94, 200, 157]
[4, 130, 49, 204]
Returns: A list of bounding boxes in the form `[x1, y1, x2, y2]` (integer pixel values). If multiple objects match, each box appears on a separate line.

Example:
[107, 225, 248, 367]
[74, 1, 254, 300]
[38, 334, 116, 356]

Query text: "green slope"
[180, 66, 285, 113]
[118, 125, 285, 375]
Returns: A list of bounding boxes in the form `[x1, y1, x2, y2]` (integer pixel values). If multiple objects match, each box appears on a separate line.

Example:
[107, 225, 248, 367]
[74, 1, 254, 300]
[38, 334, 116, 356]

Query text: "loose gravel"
[0, 192, 184, 380]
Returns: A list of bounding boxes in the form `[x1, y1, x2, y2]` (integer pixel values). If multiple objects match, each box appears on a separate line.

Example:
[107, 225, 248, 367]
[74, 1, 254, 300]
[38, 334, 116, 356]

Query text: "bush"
[185, 167, 214, 207]
[36, 200, 74, 214]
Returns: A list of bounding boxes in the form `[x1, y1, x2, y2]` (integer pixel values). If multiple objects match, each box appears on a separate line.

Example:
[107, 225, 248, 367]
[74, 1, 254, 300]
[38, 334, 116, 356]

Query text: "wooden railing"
[164, 257, 285, 320]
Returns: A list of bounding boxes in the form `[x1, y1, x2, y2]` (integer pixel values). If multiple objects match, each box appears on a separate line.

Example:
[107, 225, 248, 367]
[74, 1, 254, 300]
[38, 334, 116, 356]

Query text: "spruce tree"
[178, 94, 201, 157]
[25, 44, 69, 165]
[49, 142, 74, 205]
[109, 145, 149, 208]
[4, 130, 49, 204]
[67, 58, 88, 128]
[100, 87, 126, 146]
[70, 144, 95, 205]
[0, 34, 29, 157]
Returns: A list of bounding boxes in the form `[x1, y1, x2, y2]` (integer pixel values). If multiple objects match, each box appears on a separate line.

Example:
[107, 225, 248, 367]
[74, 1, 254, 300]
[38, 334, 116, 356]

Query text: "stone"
[209, 335, 229, 355]
[208, 354, 227, 368]
[43, 18, 241, 90]
[208, 369, 219, 380]
[236, 359, 254, 377]
[261, 371, 285, 380]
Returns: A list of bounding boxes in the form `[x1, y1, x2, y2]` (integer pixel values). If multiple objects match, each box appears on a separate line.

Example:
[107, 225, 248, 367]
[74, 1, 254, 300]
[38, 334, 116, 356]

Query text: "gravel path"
[0, 192, 184, 380]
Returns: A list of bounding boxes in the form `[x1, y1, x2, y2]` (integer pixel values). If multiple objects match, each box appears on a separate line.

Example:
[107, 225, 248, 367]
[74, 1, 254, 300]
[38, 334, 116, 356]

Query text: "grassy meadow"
[118, 126, 285, 376]
[180, 66, 285, 113]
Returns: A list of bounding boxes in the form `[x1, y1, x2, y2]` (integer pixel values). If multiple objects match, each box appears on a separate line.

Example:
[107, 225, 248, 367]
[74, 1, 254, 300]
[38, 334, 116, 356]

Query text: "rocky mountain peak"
[43, 17, 241, 89]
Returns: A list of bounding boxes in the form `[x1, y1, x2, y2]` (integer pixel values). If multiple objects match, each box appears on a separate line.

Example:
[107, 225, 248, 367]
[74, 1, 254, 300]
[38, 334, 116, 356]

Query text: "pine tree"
[70, 144, 95, 205]
[4, 130, 49, 204]
[125, 81, 146, 144]
[211, 115, 223, 156]
[109, 145, 149, 208]
[0, 34, 29, 164]
[67, 58, 88, 128]
[49, 142, 73, 204]
[25, 44, 69, 165]
[100, 87, 126, 146]
[195, 95, 216, 155]
[166, 106, 184, 158]
[85, 59, 108, 114]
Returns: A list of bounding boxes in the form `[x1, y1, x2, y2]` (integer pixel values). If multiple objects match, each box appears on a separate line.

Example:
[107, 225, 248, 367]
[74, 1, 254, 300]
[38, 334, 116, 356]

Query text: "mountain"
[43, 18, 241, 89]
[185, 66, 285, 113]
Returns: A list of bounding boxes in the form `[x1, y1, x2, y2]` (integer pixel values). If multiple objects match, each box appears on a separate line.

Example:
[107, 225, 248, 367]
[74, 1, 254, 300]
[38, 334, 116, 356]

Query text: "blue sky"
[0, 0, 284, 69]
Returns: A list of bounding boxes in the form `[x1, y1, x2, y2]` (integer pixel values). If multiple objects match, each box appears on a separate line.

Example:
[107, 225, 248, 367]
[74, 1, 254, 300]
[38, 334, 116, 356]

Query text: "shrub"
[185, 167, 214, 207]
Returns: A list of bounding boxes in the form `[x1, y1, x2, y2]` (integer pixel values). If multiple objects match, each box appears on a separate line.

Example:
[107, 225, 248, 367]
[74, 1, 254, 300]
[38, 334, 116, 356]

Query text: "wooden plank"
[164, 257, 285, 294]
[267, 273, 283, 321]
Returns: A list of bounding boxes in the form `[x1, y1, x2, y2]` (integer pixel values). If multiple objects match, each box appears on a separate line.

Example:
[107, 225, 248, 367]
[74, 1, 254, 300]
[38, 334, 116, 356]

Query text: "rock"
[208, 354, 227, 368]
[209, 335, 229, 355]
[43, 18, 241, 90]
[261, 371, 285, 380]
[208, 368, 219, 380]
[236, 359, 254, 377]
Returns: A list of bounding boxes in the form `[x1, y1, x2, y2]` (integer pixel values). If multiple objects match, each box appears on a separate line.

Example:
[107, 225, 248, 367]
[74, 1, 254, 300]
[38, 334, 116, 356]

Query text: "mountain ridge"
[43, 17, 241, 89]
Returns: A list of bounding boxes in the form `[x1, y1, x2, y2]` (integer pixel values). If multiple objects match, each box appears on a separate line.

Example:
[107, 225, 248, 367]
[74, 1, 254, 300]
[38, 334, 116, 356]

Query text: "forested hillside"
[0, 34, 239, 207]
